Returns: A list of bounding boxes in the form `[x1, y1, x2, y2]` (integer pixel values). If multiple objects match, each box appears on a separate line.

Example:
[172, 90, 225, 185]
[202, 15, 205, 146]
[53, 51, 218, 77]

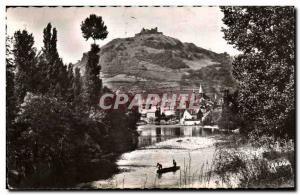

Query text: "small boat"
[157, 166, 180, 174]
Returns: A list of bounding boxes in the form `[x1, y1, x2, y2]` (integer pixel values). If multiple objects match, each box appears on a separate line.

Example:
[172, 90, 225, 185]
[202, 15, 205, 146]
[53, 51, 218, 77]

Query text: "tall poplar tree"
[81, 15, 108, 108]
[65, 63, 74, 102]
[73, 67, 83, 106]
[82, 44, 102, 107]
[13, 30, 37, 104]
[38, 23, 68, 97]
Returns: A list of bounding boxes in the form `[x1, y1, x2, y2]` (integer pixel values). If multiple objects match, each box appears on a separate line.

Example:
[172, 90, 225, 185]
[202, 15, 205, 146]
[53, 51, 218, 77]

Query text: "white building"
[140, 104, 157, 123]
[180, 110, 201, 125]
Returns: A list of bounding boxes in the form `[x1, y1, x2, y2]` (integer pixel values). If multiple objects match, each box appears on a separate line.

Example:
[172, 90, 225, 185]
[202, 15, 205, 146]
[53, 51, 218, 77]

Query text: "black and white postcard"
[6, 6, 295, 190]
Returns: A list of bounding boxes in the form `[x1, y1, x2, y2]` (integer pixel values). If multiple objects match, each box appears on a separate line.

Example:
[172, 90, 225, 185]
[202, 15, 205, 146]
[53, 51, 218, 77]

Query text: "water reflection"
[91, 125, 220, 188]
[137, 125, 219, 148]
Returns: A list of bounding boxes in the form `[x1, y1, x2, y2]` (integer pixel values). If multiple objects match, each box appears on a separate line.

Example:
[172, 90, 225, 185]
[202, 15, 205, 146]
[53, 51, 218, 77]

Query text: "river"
[85, 125, 226, 189]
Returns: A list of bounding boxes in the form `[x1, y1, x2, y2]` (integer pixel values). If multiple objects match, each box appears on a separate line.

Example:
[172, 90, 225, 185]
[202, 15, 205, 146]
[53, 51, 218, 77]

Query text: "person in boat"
[173, 159, 177, 167]
[156, 163, 162, 170]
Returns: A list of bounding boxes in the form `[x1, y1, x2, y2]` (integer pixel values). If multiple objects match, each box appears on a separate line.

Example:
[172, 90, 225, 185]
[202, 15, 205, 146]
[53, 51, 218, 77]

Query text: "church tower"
[199, 84, 204, 97]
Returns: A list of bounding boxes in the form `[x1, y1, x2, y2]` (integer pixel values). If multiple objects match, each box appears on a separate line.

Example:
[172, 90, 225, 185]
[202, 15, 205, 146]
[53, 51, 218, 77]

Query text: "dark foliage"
[221, 6, 295, 138]
[82, 44, 102, 108]
[217, 91, 242, 130]
[81, 14, 108, 44]
[13, 30, 37, 104]
[36, 23, 69, 98]
[6, 36, 16, 126]
[7, 20, 139, 188]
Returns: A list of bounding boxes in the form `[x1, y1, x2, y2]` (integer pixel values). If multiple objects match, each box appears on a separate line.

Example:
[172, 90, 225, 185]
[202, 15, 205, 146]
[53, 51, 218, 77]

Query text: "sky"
[6, 6, 239, 64]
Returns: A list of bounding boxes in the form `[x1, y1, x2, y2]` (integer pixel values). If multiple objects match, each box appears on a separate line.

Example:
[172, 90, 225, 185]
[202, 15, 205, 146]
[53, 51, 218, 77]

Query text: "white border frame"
[1, 0, 298, 194]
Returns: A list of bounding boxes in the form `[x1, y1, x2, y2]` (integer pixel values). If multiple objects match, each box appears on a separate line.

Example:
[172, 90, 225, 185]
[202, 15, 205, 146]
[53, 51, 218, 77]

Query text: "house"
[180, 109, 201, 125]
[139, 104, 158, 123]
[160, 103, 176, 117]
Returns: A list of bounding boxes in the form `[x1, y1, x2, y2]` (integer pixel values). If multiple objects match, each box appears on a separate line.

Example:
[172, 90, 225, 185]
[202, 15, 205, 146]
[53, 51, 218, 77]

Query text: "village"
[137, 84, 229, 129]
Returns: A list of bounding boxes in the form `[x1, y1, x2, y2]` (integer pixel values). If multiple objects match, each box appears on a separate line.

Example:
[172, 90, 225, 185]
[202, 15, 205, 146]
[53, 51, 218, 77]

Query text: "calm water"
[137, 125, 219, 148]
[87, 125, 223, 188]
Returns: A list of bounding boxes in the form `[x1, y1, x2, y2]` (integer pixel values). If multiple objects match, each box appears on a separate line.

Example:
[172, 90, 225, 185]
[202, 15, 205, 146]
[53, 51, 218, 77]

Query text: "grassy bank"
[213, 134, 294, 188]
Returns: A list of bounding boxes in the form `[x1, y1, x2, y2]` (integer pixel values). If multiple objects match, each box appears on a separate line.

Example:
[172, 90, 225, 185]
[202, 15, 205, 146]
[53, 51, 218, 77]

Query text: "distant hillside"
[74, 28, 237, 97]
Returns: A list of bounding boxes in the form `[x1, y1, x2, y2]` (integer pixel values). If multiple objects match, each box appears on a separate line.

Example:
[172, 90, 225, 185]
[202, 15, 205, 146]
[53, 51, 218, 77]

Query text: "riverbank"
[213, 134, 295, 188]
[77, 125, 294, 189]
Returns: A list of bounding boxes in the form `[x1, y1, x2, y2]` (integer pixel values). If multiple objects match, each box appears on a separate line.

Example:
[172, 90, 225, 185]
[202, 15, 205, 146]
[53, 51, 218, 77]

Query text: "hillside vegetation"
[74, 28, 237, 95]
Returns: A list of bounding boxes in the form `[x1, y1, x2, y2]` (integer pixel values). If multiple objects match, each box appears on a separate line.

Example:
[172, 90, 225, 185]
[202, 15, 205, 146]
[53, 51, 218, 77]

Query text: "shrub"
[214, 137, 294, 188]
[9, 93, 117, 188]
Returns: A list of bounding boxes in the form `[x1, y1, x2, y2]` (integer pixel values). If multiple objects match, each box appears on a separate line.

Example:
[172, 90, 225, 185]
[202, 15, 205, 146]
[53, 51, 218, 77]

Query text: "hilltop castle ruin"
[135, 27, 163, 36]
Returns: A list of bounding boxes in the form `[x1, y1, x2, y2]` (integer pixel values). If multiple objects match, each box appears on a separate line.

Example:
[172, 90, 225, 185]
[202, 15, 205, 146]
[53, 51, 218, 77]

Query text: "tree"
[42, 23, 59, 63]
[42, 23, 52, 59]
[73, 67, 82, 106]
[55, 64, 68, 98]
[221, 7, 295, 138]
[13, 93, 108, 187]
[65, 64, 74, 102]
[38, 23, 68, 97]
[196, 109, 203, 120]
[81, 14, 108, 44]
[6, 36, 18, 186]
[80, 15, 108, 108]
[217, 91, 242, 130]
[13, 30, 37, 104]
[9, 30, 37, 186]
[101, 108, 140, 152]
[67, 64, 74, 86]
[82, 44, 102, 108]
[46, 25, 66, 95]
[6, 36, 16, 125]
